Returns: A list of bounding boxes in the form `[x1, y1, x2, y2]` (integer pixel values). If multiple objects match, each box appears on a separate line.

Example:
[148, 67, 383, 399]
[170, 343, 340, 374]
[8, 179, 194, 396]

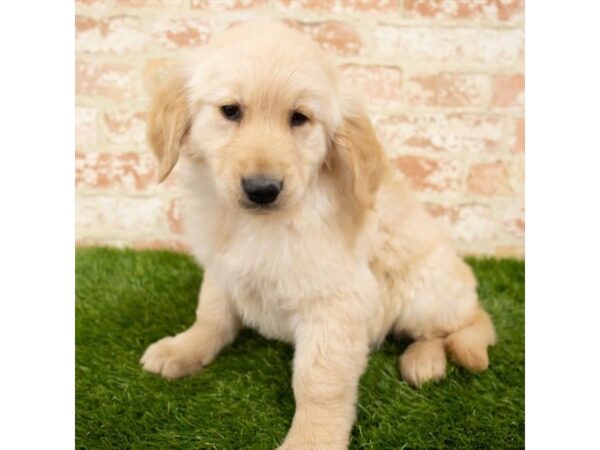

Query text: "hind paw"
[445, 333, 489, 372]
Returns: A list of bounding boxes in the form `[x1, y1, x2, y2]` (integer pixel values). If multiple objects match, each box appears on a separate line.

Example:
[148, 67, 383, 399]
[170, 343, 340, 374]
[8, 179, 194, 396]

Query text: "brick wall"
[75, 0, 525, 257]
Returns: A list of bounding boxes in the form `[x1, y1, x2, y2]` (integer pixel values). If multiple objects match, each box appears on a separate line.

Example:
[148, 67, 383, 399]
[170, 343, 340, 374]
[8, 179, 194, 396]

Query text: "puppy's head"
[148, 21, 386, 213]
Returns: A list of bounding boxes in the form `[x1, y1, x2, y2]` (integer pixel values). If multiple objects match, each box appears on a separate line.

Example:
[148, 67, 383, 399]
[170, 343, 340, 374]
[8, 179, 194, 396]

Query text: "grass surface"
[76, 247, 524, 449]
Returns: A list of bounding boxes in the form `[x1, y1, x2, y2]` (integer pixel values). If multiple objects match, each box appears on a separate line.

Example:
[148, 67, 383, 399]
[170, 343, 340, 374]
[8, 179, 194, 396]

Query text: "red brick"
[167, 199, 183, 234]
[75, 15, 97, 34]
[75, 15, 148, 53]
[404, 0, 524, 22]
[285, 20, 362, 56]
[491, 74, 524, 108]
[76, 61, 142, 101]
[100, 109, 147, 147]
[276, 0, 335, 11]
[511, 117, 525, 153]
[340, 0, 397, 13]
[407, 73, 489, 107]
[372, 113, 506, 155]
[495, 0, 525, 21]
[152, 18, 210, 50]
[424, 203, 450, 220]
[394, 156, 461, 192]
[467, 161, 513, 195]
[76, 152, 157, 190]
[340, 65, 402, 104]
[190, 0, 267, 10]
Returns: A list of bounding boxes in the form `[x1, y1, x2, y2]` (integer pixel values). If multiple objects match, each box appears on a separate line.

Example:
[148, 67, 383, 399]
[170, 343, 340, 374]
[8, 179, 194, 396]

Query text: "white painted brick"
[76, 15, 149, 54]
[372, 113, 506, 155]
[372, 26, 524, 65]
[75, 107, 98, 148]
[76, 195, 167, 236]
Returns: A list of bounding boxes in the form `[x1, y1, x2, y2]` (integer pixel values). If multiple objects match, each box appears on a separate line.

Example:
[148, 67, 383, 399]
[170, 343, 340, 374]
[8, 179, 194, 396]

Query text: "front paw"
[140, 335, 204, 379]
[277, 440, 346, 450]
[277, 433, 347, 450]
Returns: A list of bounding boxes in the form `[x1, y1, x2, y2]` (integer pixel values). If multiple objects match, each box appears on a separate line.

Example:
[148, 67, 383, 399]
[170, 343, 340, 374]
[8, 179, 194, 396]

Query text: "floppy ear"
[329, 106, 389, 209]
[147, 71, 190, 182]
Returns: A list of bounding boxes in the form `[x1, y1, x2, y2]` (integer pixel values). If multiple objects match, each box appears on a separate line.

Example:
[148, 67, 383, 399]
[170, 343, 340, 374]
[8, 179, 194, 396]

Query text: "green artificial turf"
[76, 247, 524, 449]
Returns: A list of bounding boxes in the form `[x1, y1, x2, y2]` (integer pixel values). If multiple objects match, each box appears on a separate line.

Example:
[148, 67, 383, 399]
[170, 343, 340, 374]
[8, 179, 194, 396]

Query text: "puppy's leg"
[278, 317, 369, 450]
[141, 273, 239, 379]
[399, 306, 496, 382]
[445, 307, 496, 372]
[396, 252, 496, 384]
[398, 338, 447, 387]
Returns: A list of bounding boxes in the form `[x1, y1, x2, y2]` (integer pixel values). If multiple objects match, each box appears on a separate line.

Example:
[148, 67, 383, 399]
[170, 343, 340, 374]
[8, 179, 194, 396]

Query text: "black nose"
[242, 176, 283, 205]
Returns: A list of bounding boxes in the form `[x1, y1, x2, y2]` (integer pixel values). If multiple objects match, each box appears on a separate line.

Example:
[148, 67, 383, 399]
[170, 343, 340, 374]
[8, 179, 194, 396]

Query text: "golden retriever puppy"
[141, 20, 496, 450]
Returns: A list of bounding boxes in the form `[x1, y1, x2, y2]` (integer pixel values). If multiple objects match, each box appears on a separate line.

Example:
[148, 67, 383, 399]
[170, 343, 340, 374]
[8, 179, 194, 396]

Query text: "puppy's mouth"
[239, 200, 280, 214]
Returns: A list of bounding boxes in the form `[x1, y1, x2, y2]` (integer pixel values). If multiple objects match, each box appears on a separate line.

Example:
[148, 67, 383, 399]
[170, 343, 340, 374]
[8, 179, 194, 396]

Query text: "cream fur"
[141, 21, 496, 450]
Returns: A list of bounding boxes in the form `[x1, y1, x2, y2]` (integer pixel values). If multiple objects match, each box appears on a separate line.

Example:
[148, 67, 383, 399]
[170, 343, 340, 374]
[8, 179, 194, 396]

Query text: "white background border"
[527, 1, 600, 448]
[0, 2, 74, 448]
[1, 1, 600, 448]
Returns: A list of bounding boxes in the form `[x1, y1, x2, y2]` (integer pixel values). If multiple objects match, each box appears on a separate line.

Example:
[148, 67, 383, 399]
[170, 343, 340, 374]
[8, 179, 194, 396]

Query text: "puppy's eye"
[221, 104, 241, 121]
[290, 111, 309, 127]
